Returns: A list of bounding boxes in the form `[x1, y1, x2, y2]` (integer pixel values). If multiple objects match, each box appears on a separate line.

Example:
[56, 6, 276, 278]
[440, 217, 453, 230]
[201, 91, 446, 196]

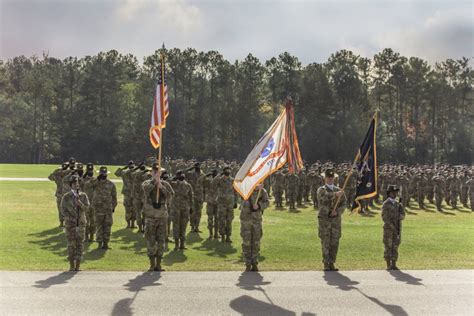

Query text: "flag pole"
[156, 46, 165, 203]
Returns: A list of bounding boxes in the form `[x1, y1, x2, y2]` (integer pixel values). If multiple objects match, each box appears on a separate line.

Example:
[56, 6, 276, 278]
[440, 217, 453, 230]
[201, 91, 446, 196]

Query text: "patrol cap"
[323, 169, 335, 178]
[69, 175, 80, 185]
[98, 166, 110, 175]
[127, 160, 135, 166]
[86, 163, 94, 170]
[69, 157, 76, 164]
[386, 185, 399, 194]
[61, 162, 69, 169]
[77, 163, 84, 170]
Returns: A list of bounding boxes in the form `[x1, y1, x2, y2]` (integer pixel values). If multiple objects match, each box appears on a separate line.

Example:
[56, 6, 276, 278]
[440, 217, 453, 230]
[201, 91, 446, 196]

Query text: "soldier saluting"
[382, 185, 405, 270]
[316, 168, 346, 271]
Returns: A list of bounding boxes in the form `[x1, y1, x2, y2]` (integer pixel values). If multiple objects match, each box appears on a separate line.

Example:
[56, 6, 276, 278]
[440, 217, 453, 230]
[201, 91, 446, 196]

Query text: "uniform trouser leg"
[383, 225, 400, 261]
[218, 202, 233, 236]
[133, 199, 144, 226]
[318, 218, 341, 264]
[56, 196, 63, 222]
[191, 199, 203, 229]
[65, 224, 85, 261]
[95, 212, 113, 243]
[145, 217, 167, 259]
[173, 207, 189, 241]
[460, 188, 468, 205]
[241, 220, 262, 265]
[206, 203, 218, 231]
[470, 193, 474, 211]
[435, 192, 443, 210]
[274, 190, 282, 206]
[451, 192, 458, 208]
[86, 206, 96, 238]
[124, 196, 135, 221]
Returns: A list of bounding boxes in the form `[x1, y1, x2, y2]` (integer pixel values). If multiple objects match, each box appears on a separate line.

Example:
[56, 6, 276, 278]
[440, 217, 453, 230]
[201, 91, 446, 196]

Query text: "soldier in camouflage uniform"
[296, 169, 306, 206]
[48, 162, 70, 227]
[415, 172, 426, 209]
[396, 171, 410, 209]
[308, 167, 323, 208]
[316, 169, 346, 271]
[131, 164, 149, 232]
[216, 166, 238, 243]
[82, 163, 96, 242]
[240, 183, 269, 272]
[60, 175, 89, 271]
[186, 163, 205, 233]
[169, 171, 193, 250]
[142, 163, 175, 271]
[382, 185, 405, 270]
[448, 172, 462, 209]
[425, 169, 435, 204]
[460, 171, 469, 208]
[88, 166, 117, 250]
[432, 172, 445, 211]
[272, 170, 285, 207]
[466, 176, 474, 211]
[285, 171, 299, 211]
[114, 161, 136, 228]
[205, 170, 219, 239]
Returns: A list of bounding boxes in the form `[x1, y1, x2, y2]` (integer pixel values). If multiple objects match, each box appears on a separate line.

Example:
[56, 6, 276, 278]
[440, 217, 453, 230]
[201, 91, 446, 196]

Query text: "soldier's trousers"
[124, 195, 135, 221]
[240, 219, 262, 265]
[304, 185, 310, 202]
[435, 191, 443, 211]
[311, 189, 318, 207]
[173, 206, 189, 241]
[383, 223, 400, 261]
[190, 199, 203, 229]
[287, 191, 297, 209]
[95, 211, 113, 243]
[417, 188, 424, 208]
[218, 200, 234, 237]
[318, 217, 341, 264]
[426, 188, 434, 203]
[64, 221, 85, 261]
[444, 190, 451, 206]
[85, 206, 96, 238]
[133, 198, 144, 226]
[450, 191, 459, 208]
[206, 202, 218, 231]
[401, 192, 409, 209]
[273, 188, 283, 206]
[56, 195, 64, 222]
[470, 193, 474, 211]
[460, 187, 468, 206]
[145, 216, 167, 259]
[297, 187, 304, 205]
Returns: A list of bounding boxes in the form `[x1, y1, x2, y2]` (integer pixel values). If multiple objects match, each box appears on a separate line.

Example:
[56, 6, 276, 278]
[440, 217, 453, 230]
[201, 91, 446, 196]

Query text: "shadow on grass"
[389, 270, 423, 286]
[163, 249, 187, 266]
[28, 228, 66, 257]
[193, 238, 237, 258]
[33, 271, 76, 289]
[405, 210, 418, 215]
[439, 210, 456, 216]
[112, 228, 146, 254]
[186, 231, 204, 245]
[323, 271, 408, 316]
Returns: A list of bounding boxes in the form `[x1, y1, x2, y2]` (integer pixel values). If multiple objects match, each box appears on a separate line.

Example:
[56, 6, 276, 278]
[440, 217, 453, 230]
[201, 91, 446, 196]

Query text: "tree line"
[0, 48, 472, 165]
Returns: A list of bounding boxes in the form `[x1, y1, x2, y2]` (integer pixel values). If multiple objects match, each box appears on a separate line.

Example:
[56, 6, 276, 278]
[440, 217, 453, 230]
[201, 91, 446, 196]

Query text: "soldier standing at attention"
[317, 169, 346, 271]
[186, 162, 205, 233]
[115, 161, 136, 228]
[216, 166, 238, 243]
[285, 171, 299, 211]
[60, 175, 89, 271]
[89, 166, 117, 250]
[82, 163, 96, 242]
[272, 170, 285, 207]
[131, 163, 149, 233]
[432, 172, 445, 212]
[240, 183, 269, 272]
[48, 162, 70, 227]
[142, 163, 175, 271]
[382, 185, 405, 270]
[205, 170, 219, 239]
[170, 171, 193, 250]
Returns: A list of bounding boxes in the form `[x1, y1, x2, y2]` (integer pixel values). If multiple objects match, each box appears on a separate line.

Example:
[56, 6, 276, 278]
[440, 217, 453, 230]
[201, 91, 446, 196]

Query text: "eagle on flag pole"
[233, 97, 304, 200]
[149, 45, 169, 149]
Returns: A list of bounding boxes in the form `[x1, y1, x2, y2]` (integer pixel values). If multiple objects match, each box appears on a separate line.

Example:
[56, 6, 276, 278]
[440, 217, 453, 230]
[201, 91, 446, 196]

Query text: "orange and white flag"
[233, 99, 303, 200]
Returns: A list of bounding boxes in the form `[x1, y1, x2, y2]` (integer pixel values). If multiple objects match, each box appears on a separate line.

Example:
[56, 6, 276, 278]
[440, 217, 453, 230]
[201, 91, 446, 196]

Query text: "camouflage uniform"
[170, 179, 193, 249]
[89, 178, 117, 247]
[142, 178, 174, 270]
[448, 175, 461, 209]
[307, 171, 323, 207]
[131, 169, 151, 231]
[316, 183, 346, 269]
[466, 178, 474, 211]
[114, 167, 136, 225]
[415, 173, 426, 209]
[272, 171, 285, 207]
[432, 174, 445, 211]
[240, 188, 269, 271]
[460, 173, 469, 207]
[382, 197, 405, 264]
[83, 174, 96, 241]
[215, 174, 237, 241]
[186, 170, 205, 232]
[205, 175, 219, 238]
[285, 173, 299, 210]
[60, 189, 89, 269]
[396, 173, 410, 209]
[297, 171, 306, 206]
[48, 168, 67, 225]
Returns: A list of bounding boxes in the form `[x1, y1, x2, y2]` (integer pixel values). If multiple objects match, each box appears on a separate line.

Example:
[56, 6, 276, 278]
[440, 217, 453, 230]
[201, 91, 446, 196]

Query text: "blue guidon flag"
[351, 112, 378, 213]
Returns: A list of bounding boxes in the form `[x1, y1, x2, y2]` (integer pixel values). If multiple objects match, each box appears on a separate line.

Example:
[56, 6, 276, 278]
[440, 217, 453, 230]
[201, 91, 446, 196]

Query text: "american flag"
[149, 59, 169, 149]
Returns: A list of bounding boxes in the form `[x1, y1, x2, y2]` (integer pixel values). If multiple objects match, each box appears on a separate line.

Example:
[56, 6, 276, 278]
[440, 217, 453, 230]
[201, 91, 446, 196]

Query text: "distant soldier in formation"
[48, 161, 70, 227]
[204, 170, 219, 239]
[285, 171, 299, 211]
[186, 162, 204, 233]
[132, 163, 149, 232]
[114, 161, 136, 228]
[240, 183, 269, 272]
[83, 163, 96, 242]
[317, 169, 346, 271]
[272, 170, 285, 207]
[170, 170, 193, 250]
[215, 166, 238, 243]
[60, 175, 89, 271]
[382, 185, 405, 270]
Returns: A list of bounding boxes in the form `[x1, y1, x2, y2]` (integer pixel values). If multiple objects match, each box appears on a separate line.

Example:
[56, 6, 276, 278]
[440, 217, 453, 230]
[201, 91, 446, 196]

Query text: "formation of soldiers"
[49, 157, 473, 272]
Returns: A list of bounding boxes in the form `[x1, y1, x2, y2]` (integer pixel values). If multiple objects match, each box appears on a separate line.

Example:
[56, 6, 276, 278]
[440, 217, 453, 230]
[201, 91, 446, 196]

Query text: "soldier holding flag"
[382, 185, 405, 270]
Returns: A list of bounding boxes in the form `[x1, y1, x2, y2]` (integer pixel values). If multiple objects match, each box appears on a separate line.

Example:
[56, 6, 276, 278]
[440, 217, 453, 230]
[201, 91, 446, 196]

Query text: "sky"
[1, 0, 473, 64]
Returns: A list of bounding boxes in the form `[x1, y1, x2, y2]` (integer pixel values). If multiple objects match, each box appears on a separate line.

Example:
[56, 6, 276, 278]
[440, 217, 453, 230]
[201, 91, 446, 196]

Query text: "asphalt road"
[1, 270, 472, 315]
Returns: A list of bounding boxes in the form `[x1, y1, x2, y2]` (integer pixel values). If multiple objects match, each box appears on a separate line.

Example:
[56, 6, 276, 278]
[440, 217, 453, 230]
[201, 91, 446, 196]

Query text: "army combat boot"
[102, 242, 110, 250]
[174, 239, 179, 251]
[245, 264, 251, 272]
[148, 256, 156, 271]
[251, 263, 259, 272]
[323, 263, 331, 271]
[155, 257, 165, 272]
[69, 259, 75, 271]
[329, 263, 339, 271]
[386, 260, 391, 270]
[391, 260, 399, 270]
[97, 242, 103, 249]
[208, 228, 213, 240]
[179, 239, 187, 250]
[126, 220, 131, 229]
[75, 260, 81, 271]
[225, 235, 232, 243]
[214, 229, 219, 239]
[130, 220, 136, 229]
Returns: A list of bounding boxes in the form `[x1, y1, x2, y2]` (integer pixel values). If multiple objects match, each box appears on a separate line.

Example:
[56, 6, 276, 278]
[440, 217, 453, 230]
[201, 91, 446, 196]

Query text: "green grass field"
[0, 164, 473, 271]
